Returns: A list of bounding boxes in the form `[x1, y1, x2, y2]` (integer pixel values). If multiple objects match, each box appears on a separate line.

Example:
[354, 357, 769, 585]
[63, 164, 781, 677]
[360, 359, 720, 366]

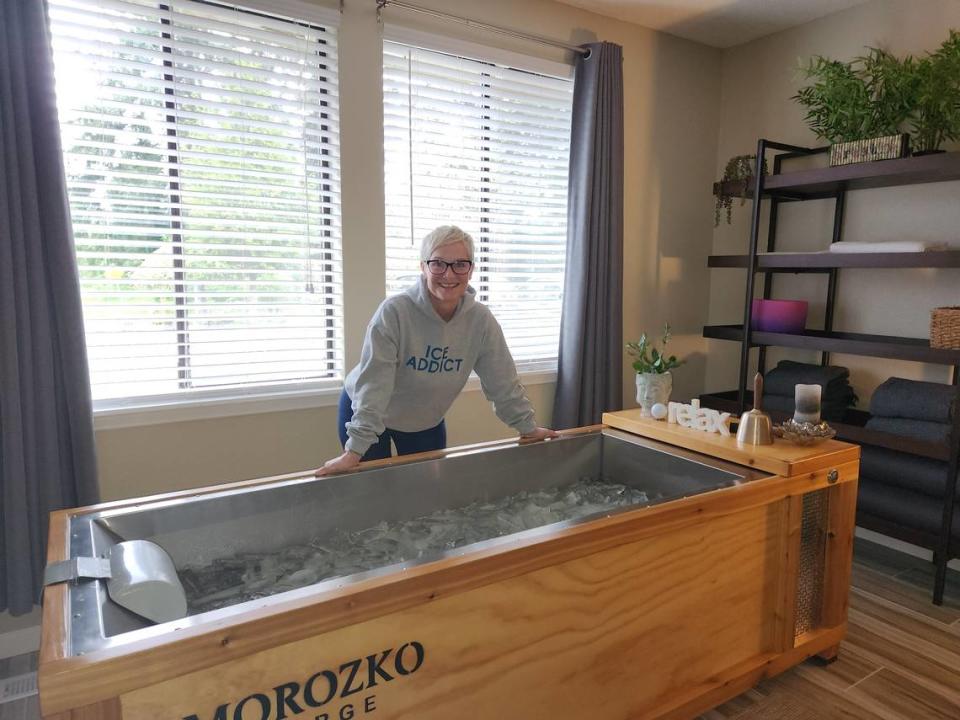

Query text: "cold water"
[179, 477, 655, 614]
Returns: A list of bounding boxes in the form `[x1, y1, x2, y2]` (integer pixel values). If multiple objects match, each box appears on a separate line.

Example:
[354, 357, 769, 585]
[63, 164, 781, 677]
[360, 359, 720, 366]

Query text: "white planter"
[635, 372, 672, 417]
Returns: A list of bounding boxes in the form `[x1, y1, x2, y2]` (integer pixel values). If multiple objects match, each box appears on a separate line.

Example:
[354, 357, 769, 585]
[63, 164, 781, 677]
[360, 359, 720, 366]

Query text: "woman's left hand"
[520, 426, 560, 442]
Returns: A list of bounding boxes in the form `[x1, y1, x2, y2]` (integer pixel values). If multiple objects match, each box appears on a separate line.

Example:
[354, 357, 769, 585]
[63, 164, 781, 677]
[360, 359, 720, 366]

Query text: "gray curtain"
[552, 42, 624, 429]
[1, 0, 99, 616]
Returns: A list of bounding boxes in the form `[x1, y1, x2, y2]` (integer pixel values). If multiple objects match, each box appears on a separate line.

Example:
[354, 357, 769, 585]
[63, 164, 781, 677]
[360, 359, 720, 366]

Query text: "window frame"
[381, 24, 574, 375]
[77, 12, 570, 429]
[51, 0, 345, 422]
[92, 369, 560, 429]
[382, 24, 575, 82]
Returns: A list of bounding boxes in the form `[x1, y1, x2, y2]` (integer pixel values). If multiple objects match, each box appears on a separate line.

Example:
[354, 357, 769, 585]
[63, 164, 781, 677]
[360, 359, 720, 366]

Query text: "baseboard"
[0, 625, 41, 660]
[856, 526, 960, 571]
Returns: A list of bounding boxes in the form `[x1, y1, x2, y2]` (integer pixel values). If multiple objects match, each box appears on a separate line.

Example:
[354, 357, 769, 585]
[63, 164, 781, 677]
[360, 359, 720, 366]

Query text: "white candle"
[794, 384, 822, 425]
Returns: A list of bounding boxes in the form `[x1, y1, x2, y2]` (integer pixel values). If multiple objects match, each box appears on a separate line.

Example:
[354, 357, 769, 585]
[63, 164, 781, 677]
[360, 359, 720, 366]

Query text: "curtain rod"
[375, 0, 591, 57]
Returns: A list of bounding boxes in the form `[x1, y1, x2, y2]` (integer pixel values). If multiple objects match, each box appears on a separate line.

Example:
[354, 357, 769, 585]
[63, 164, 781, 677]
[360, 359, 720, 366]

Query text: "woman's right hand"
[314, 450, 362, 477]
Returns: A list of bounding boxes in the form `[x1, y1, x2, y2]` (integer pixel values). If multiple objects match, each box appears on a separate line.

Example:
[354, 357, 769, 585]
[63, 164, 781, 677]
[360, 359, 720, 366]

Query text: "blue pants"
[337, 389, 446, 461]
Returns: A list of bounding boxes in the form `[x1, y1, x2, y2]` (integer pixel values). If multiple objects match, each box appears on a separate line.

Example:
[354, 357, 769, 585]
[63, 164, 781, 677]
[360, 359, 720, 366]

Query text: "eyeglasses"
[425, 259, 473, 275]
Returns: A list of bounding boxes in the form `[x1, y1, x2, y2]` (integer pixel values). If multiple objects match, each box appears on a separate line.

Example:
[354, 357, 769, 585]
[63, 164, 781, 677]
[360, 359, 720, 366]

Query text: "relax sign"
[668, 399, 733, 436]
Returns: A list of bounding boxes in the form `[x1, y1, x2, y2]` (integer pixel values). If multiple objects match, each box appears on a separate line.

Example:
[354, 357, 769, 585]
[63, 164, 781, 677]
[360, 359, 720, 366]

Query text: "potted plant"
[908, 30, 960, 154]
[626, 324, 683, 417]
[793, 48, 912, 166]
[713, 154, 768, 227]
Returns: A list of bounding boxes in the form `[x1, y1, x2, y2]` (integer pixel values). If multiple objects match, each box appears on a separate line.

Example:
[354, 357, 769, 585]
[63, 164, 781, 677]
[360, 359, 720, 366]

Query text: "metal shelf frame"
[706, 138, 960, 605]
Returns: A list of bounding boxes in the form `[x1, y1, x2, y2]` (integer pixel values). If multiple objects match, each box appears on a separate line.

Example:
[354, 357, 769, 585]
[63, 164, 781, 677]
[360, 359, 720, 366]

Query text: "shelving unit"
[702, 139, 960, 604]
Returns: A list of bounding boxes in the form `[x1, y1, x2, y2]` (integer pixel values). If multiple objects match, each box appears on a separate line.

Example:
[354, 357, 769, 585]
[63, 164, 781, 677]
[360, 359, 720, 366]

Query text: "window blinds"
[383, 41, 572, 372]
[49, 0, 342, 402]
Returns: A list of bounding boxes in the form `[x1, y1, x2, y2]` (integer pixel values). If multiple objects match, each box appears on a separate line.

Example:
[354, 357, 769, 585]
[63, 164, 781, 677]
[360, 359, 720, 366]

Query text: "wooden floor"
[1, 539, 957, 720]
[698, 538, 960, 720]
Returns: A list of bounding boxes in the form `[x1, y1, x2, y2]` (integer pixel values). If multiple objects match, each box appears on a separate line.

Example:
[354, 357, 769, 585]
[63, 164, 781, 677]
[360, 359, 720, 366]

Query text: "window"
[383, 41, 572, 373]
[49, 0, 342, 404]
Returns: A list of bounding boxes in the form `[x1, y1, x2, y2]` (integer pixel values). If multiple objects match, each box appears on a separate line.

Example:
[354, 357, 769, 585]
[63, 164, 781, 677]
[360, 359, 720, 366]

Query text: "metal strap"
[43, 557, 111, 586]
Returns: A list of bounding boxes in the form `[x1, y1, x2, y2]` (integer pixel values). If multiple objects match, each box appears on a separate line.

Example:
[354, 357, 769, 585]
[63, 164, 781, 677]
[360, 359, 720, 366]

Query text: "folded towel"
[764, 360, 852, 397]
[856, 481, 960, 538]
[829, 241, 948, 253]
[864, 417, 953, 444]
[857, 475, 960, 541]
[869, 377, 957, 423]
[860, 446, 958, 500]
[761, 393, 853, 421]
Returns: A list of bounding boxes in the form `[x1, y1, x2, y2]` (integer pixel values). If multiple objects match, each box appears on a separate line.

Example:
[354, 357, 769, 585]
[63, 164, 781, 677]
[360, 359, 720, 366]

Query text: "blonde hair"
[420, 225, 475, 262]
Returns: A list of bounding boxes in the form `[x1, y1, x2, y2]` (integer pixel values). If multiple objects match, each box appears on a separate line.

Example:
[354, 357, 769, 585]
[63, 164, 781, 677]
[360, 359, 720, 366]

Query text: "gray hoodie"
[343, 277, 537, 456]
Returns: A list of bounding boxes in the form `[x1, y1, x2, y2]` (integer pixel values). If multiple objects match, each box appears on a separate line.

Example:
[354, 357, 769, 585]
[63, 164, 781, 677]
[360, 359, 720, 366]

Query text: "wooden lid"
[602, 409, 859, 477]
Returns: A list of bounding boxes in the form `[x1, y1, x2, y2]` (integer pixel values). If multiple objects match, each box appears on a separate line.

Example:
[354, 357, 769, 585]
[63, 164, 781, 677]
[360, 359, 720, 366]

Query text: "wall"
[91, 381, 558, 499]
[90, 0, 723, 503]
[707, 0, 960, 401]
[0, 606, 41, 659]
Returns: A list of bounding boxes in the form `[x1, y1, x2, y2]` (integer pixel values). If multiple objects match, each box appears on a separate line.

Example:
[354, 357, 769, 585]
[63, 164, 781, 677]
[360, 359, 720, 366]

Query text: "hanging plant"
[714, 154, 768, 227]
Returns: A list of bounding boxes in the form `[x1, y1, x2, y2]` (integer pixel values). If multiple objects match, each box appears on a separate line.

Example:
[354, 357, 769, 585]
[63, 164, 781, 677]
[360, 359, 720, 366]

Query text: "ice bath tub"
[40, 417, 860, 720]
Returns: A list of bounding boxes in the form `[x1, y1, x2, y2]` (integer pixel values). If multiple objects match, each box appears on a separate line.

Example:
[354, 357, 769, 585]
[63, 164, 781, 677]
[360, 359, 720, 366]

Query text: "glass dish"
[772, 419, 837, 446]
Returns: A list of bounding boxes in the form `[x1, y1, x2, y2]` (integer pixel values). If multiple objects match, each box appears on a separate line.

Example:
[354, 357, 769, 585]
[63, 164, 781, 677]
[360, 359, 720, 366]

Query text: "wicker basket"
[829, 133, 909, 166]
[930, 307, 960, 349]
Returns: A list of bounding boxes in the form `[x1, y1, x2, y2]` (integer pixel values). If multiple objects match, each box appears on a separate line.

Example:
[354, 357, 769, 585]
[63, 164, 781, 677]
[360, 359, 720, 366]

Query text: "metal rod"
[756, 199, 779, 377]
[762, 141, 819, 154]
[933, 392, 960, 604]
[757, 153, 785, 378]
[775, 147, 829, 161]
[738, 139, 767, 412]
[821, 270, 837, 367]
[821, 191, 846, 366]
[376, 0, 590, 57]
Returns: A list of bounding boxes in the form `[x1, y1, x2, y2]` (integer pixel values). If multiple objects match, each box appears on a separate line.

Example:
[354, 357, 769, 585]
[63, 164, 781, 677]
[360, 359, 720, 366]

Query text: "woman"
[316, 226, 557, 476]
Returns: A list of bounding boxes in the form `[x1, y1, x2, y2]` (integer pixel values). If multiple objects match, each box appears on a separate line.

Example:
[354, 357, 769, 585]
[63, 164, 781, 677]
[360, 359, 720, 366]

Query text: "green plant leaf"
[794, 32, 960, 150]
[625, 325, 685, 374]
[714, 155, 767, 226]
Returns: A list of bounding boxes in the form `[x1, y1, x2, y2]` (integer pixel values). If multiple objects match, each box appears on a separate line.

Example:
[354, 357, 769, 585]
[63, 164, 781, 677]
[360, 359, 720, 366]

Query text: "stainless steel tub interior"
[65, 429, 769, 655]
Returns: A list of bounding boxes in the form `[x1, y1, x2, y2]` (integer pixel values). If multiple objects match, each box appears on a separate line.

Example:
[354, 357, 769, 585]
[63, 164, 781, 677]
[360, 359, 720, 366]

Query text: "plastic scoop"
[107, 540, 188, 624]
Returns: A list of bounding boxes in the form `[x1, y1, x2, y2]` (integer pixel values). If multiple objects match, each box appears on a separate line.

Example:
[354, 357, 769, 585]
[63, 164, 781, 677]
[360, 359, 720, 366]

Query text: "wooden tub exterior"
[40, 412, 860, 720]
